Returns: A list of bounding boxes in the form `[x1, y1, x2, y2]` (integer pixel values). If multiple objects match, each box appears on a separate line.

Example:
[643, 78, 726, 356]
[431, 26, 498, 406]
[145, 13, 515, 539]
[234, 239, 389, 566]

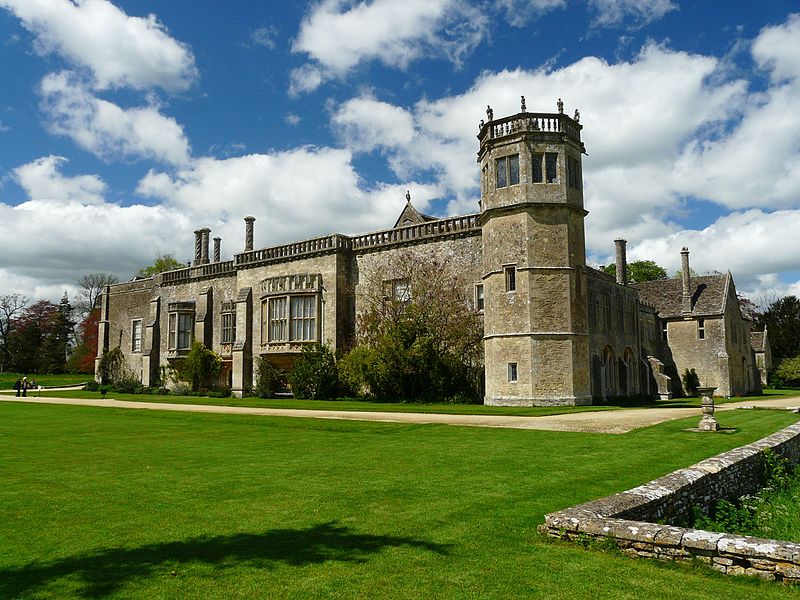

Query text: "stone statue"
[573, 108, 580, 123]
[479, 119, 484, 129]
[486, 105, 493, 121]
[520, 95, 526, 112]
[406, 190, 411, 203]
[557, 98, 564, 114]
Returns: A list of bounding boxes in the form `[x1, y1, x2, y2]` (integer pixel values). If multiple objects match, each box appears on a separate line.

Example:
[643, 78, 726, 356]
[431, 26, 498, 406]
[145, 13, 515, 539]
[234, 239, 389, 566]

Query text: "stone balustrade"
[479, 112, 582, 146]
[350, 214, 480, 250]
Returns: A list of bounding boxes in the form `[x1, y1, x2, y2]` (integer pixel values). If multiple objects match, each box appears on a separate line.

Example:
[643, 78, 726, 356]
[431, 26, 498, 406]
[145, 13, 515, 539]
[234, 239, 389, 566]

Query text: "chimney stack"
[244, 216, 255, 251]
[681, 246, 692, 313]
[614, 239, 627, 286]
[200, 228, 210, 264]
[213, 237, 221, 262]
[193, 229, 203, 266]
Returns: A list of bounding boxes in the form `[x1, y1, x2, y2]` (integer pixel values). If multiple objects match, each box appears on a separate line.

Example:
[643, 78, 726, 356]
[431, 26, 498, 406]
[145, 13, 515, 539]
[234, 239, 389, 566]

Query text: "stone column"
[200, 228, 211, 265]
[614, 239, 627, 286]
[244, 216, 255, 251]
[193, 230, 203, 266]
[681, 247, 692, 313]
[94, 285, 111, 383]
[213, 237, 221, 262]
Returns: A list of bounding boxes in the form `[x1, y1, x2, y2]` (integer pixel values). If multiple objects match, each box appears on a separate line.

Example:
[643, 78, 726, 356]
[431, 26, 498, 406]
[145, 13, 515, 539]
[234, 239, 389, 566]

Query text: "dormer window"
[496, 154, 520, 188]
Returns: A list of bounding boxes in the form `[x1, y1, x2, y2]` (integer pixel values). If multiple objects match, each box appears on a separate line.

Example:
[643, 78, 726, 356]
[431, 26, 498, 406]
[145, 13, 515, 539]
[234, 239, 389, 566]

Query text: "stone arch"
[603, 346, 617, 397]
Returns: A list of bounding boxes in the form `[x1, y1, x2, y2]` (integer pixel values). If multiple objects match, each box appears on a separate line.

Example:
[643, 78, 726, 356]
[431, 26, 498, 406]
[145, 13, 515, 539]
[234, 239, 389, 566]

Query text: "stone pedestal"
[698, 387, 719, 431]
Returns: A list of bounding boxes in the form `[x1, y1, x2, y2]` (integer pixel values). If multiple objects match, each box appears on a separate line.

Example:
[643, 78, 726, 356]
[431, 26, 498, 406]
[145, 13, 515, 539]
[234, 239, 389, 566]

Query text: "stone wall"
[540, 421, 800, 582]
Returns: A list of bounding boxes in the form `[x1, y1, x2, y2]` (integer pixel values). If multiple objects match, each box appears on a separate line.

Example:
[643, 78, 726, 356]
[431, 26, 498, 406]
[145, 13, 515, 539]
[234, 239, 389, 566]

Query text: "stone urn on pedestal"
[697, 387, 719, 431]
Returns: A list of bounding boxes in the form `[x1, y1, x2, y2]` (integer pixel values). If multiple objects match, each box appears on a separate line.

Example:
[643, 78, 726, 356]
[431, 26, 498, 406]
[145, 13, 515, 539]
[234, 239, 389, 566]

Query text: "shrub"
[337, 345, 378, 397]
[171, 382, 192, 396]
[176, 342, 223, 391]
[254, 356, 285, 398]
[288, 344, 338, 400]
[97, 347, 131, 386]
[775, 355, 800, 387]
[682, 368, 700, 397]
[83, 380, 99, 392]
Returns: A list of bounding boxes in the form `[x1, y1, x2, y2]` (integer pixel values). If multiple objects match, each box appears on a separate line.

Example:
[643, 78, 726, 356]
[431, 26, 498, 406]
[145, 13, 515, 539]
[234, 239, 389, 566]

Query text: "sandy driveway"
[3, 394, 799, 433]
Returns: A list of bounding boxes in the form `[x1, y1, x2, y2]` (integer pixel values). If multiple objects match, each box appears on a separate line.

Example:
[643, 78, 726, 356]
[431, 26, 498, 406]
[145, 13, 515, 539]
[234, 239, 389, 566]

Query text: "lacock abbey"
[95, 100, 770, 406]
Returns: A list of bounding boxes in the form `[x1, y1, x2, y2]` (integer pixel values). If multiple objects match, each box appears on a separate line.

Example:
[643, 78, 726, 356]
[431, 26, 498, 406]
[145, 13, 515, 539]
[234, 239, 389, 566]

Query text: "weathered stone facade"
[97, 103, 763, 404]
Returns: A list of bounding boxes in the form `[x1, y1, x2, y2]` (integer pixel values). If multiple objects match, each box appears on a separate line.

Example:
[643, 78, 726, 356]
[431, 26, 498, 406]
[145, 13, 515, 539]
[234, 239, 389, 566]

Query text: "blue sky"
[1, 0, 799, 304]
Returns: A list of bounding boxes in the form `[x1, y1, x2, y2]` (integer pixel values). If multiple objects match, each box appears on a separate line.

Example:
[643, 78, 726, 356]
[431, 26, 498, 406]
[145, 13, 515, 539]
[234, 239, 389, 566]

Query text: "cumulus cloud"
[39, 71, 192, 166]
[589, 0, 677, 29]
[331, 95, 415, 152]
[291, 0, 488, 92]
[0, 0, 197, 92]
[13, 155, 106, 204]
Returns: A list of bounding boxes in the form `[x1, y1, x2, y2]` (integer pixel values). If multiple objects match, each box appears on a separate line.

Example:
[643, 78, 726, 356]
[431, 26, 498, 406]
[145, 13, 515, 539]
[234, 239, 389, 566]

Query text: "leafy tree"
[6, 298, 72, 374]
[760, 295, 800, 363]
[602, 260, 668, 283]
[0, 293, 28, 372]
[288, 344, 338, 399]
[254, 356, 285, 398]
[67, 308, 100, 373]
[343, 250, 484, 402]
[137, 253, 185, 278]
[176, 341, 223, 391]
[76, 273, 118, 317]
[774, 355, 800, 387]
[737, 293, 760, 321]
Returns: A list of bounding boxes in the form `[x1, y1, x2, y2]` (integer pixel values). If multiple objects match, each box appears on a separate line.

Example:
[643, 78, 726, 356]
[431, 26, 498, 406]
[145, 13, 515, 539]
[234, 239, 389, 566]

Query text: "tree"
[774, 355, 800, 387]
[760, 295, 800, 364]
[176, 342, 223, 391]
[738, 293, 760, 321]
[342, 250, 484, 402]
[76, 273, 118, 316]
[67, 308, 100, 373]
[288, 344, 338, 399]
[0, 294, 28, 372]
[6, 299, 72, 374]
[137, 253, 185, 278]
[602, 260, 668, 283]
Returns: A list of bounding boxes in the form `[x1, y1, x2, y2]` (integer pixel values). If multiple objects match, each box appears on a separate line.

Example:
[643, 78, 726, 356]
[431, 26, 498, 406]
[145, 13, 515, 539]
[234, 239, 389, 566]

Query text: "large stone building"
[96, 101, 764, 404]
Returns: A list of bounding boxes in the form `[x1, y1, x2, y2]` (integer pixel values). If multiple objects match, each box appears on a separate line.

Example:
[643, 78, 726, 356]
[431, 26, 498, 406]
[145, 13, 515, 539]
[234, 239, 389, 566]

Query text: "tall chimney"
[614, 239, 627, 286]
[244, 216, 255, 251]
[681, 246, 692, 313]
[213, 237, 221, 262]
[200, 228, 210, 264]
[193, 229, 203, 266]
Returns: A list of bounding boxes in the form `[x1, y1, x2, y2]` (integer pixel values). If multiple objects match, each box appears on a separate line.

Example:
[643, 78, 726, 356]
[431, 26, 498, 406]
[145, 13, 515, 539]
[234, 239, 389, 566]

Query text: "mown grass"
[1, 401, 799, 599]
[0, 372, 90, 389]
[4, 386, 798, 418]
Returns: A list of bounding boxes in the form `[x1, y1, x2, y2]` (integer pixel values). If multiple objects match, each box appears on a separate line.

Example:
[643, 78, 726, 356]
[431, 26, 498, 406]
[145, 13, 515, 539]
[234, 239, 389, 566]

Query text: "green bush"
[682, 368, 700, 397]
[775, 355, 800, 387]
[254, 356, 285, 398]
[337, 345, 378, 397]
[83, 380, 99, 392]
[288, 344, 338, 400]
[176, 342, 222, 391]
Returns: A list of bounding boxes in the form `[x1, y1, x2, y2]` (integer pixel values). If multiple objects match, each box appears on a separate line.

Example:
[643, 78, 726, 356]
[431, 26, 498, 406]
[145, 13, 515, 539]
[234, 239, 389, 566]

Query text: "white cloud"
[0, 0, 197, 92]
[752, 13, 800, 83]
[589, 0, 677, 28]
[498, 0, 567, 27]
[291, 0, 487, 92]
[331, 95, 415, 152]
[250, 25, 278, 49]
[13, 155, 106, 204]
[39, 71, 191, 166]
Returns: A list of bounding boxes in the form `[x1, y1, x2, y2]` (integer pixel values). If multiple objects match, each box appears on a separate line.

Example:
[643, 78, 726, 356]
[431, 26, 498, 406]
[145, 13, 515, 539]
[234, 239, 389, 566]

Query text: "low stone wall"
[539, 421, 800, 582]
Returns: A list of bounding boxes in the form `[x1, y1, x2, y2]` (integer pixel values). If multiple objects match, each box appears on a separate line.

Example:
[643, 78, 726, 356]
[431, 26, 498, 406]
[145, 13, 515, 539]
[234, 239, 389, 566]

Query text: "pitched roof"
[393, 198, 436, 228]
[631, 274, 730, 318]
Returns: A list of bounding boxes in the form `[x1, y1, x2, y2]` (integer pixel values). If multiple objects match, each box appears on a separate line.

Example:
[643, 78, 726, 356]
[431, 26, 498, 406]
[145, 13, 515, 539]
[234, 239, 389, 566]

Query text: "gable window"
[475, 284, 484, 312]
[533, 152, 559, 184]
[131, 319, 142, 353]
[698, 318, 705, 340]
[504, 266, 516, 292]
[496, 154, 520, 188]
[662, 321, 668, 343]
[221, 311, 236, 344]
[507, 362, 518, 382]
[168, 312, 193, 351]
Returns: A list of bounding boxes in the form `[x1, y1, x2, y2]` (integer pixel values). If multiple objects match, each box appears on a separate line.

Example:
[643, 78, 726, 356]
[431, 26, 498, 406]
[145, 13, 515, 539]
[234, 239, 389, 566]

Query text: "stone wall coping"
[541, 420, 800, 582]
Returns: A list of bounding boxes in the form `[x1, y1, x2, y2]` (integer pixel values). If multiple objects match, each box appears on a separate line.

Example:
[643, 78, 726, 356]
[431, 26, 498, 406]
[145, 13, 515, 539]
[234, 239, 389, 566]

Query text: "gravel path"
[3, 394, 799, 433]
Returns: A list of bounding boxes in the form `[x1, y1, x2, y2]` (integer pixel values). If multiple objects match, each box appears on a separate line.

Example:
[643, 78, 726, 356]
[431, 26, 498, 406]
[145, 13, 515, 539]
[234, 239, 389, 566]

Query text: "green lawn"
[0, 372, 90, 389]
[4, 386, 799, 418]
[1, 402, 799, 599]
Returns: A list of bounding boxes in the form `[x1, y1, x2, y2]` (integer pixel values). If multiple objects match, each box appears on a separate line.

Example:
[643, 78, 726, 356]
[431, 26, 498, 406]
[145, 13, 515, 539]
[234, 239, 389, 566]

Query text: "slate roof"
[631, 274, 730, 319]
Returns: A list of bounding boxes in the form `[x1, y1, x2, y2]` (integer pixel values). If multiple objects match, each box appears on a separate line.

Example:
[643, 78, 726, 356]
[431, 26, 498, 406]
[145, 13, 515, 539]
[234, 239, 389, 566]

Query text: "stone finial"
[213, 237, 221, 262]
[479, 119, 484, 130]
[557, 98, 564, 114]
[486, 105, 494, 122]
[244, 216, 255, 252]
[574, 108, 580, 123]
[406, 190, 411, 203]
[520, 95, 526, 112]
[681, 246, 692, 313]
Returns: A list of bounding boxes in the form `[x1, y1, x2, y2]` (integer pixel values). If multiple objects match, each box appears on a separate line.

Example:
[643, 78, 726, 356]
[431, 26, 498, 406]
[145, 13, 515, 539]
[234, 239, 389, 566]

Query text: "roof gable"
[393, 192, 436, 228]
[632, 274, 729, 318]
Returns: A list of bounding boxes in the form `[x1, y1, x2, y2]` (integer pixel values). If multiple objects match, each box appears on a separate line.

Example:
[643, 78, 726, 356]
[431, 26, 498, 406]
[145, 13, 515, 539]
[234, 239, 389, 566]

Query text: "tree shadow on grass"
[1, 521, 451, 598]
